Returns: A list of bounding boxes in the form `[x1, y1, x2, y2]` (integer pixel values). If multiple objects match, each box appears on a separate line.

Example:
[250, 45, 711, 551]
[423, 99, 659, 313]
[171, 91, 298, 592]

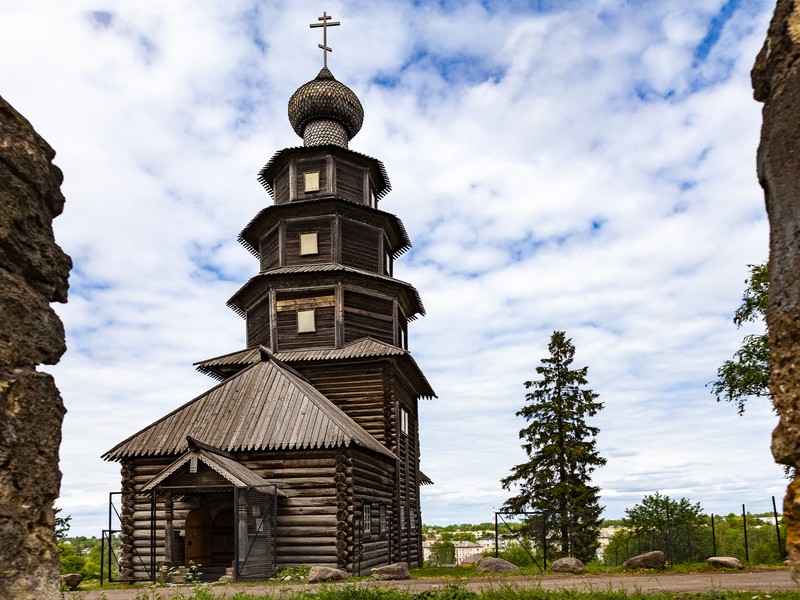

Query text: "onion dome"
[288, 67, 364, 148]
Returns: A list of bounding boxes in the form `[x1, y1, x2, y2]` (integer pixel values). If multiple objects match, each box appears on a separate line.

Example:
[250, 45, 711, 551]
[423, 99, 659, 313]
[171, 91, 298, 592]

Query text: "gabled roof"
[194, 338, 436, 398]
[103, 353, 396, 461]
[141, 446, 286, 493]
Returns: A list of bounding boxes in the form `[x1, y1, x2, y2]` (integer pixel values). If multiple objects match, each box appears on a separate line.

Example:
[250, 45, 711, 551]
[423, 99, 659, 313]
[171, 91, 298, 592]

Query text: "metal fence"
[603, 498, 785, 566]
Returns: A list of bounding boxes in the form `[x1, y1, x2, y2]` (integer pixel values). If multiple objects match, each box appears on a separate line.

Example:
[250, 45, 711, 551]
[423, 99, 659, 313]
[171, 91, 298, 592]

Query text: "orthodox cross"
[310, 11, 340, 68]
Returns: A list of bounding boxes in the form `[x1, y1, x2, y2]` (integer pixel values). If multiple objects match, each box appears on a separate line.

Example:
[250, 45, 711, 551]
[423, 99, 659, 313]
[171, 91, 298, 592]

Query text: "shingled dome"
[288, 67, 364, 147]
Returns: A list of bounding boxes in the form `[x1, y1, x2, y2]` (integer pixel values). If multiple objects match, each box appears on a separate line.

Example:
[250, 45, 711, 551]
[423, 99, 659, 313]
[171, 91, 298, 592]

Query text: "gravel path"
[68, 569, 797, 599]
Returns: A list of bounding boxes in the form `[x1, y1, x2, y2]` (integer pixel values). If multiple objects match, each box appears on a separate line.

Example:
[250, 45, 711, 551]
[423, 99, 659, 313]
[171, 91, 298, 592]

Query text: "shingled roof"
[194, 338, 436, 398]
[103, 352, 396, 461]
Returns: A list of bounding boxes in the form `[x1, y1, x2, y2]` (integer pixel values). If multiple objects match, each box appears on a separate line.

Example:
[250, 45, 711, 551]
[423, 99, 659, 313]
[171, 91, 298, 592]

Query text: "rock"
[475, 556, 520, 573]
[751, 0, 800, 584]
[622, 551, 666, 569]
[372, 562, 409, 580]
[0, 96, 71, 600]
[307, 566, 347, 583]
[60, 574, 83, 591]
[550, 557, 585, 573]
[707, 556, 743, 570]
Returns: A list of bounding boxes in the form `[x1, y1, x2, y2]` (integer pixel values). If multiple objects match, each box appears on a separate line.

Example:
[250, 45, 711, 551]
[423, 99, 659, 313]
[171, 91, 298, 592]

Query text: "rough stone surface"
[751, 0, 800, 586]
[475, 556, 520, 573]
[550, 557, 585, 573]
[622, 551, 666, 570]
[60, 573, 83, 590]
[0, 95, 71, 600]
[307, 566, 347, 583]
[707, 556, 744, 570]
[372, 562, 410, 580]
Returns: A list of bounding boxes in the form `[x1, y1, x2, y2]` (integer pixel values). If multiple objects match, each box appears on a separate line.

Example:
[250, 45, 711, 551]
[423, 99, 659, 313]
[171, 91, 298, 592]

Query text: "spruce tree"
[500, 331, 606, 563]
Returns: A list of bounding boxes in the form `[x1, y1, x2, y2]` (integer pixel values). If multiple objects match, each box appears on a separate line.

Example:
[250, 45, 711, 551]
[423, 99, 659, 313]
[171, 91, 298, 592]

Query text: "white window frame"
[297, 309, 316, 333]
[364, 505, 371, 535]
[380, 505, 387, 534]
[399, 407, 409, 436]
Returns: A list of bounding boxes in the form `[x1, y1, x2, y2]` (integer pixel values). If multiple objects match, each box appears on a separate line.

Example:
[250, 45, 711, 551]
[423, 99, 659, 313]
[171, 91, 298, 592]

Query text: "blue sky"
[0, 0, 783, 536]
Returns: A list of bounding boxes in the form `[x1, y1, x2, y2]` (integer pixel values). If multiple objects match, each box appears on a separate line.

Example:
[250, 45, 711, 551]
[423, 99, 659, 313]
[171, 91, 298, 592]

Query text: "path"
[69, 569, 797, 599]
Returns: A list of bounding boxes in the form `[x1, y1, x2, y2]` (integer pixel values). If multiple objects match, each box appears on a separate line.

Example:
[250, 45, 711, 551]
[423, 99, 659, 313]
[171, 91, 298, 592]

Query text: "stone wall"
[752, 0, 800, 586]
[0, 96, 71, 599]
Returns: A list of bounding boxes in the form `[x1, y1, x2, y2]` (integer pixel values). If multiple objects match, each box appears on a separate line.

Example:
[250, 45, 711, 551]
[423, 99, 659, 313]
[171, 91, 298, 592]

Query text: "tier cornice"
[258, 145, 390, 200]
[239, 196, 411, 259]
[226, 263, 425, 320]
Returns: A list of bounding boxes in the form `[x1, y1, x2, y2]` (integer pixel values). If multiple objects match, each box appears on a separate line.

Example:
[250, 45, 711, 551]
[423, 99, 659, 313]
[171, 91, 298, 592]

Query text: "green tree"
[428, 539, 455, 566]
[54, 505, 71, 540]
[710, 262, 769, 415]
[622, 492, 707, 563]
[500, 331, 606, 563]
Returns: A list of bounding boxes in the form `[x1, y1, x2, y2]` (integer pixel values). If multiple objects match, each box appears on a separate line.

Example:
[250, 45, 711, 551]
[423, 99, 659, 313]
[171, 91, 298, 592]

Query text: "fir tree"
[500, 331, 606, 563]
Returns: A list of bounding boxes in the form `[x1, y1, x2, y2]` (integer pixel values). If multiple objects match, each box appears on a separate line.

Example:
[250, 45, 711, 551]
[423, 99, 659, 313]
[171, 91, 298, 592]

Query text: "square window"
[364, 505, 371, 535]
[304, 172, 320, 192]
[300, 233, 319, 256]
[297, 309, 316, 333]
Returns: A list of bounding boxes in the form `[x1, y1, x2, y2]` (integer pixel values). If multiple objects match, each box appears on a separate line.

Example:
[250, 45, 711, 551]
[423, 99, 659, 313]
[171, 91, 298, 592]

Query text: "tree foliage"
[623, 492, 703, 535]
[500, 331, 606, 563]
[710, 262, 770, 414]
[427, 539, 456, 566]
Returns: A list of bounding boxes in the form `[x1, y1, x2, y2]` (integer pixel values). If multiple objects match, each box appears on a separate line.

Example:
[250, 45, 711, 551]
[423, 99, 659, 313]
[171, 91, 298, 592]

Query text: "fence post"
[773, 496, 783, 562]
[711, 514, 716, 557]
[742, 504, 749, 563]
[494, 512, 499, 558]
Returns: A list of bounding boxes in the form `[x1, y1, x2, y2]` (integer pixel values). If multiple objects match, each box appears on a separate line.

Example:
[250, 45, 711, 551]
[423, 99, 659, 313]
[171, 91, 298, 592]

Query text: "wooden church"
[103, 14, 434, 581]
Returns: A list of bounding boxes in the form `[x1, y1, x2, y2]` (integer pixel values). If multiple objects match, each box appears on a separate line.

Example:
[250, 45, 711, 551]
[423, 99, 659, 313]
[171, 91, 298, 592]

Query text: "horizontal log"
[280, 506, 337, 516]
[276, 515, 337, 527]
[281, 497, 337, 508]
[278, 546, 338, 557]
[276, 535, 337, 545]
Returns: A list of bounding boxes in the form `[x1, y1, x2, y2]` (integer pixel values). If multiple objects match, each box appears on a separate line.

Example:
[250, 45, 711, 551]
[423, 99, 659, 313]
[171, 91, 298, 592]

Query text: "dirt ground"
[69, 569, 797, 599]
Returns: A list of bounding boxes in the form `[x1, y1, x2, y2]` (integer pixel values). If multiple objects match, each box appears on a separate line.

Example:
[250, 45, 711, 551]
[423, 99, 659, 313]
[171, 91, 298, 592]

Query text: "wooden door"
[185, 507, 213, 566]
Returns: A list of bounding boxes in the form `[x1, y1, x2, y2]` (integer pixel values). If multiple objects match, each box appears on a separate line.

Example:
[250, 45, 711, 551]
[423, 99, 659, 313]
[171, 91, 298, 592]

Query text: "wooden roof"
[194, 338, 436, 398]
[238, 197, 411, 259]
[103, 353, 396, 461]
[257, 145, 391, 200]
[141, 447, 287, 493]
[226, 263, 425, 319]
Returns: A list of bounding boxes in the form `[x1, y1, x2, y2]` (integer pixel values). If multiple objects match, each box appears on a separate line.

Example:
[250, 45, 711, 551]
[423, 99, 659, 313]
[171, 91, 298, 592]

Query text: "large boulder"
[550, 557, 585, 573]
[60, 574, 83, 591]
[622, 551, 666, 569]
[307, 566, 347, 583]
[751, 0, 800, 584]
[0, 96, 71, 600]
[476, 556, 520, 573]
[707, 556, 743, 570]
[372, 562, 409, 580]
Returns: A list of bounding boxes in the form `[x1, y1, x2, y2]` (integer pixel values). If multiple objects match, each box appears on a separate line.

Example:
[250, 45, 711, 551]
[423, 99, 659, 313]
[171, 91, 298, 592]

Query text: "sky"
[0, 0, 784, 536]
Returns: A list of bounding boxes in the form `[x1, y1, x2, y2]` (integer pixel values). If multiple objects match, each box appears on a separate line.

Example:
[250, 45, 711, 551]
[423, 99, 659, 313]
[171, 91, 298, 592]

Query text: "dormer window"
[300, 233, 319, 256]
[304, 172, 320, 192]
[297, 309, 316, 333]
